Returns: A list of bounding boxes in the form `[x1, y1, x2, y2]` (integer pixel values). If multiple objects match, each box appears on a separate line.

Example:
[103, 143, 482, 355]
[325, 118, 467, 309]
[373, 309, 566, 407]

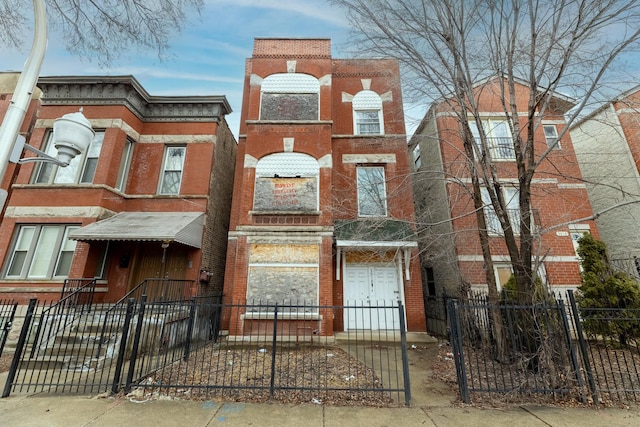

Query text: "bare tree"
[1, 0, 203, 63]
[332, 0, 640, 304]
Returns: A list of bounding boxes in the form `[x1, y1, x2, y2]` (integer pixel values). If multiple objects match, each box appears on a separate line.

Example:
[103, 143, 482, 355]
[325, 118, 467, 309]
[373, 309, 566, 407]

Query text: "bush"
[501, 274, 549, 304]
[576, 234, 640, 346]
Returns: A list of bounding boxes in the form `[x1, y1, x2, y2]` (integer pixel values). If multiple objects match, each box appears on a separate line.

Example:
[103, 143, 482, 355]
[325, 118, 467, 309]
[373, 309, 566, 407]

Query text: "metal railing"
[447, 291, 640, 405]
[28, 278, 97, 358]
[0, 299, 18, 357]
[115, 278, 194, 305]
[2, 298, 411, 406]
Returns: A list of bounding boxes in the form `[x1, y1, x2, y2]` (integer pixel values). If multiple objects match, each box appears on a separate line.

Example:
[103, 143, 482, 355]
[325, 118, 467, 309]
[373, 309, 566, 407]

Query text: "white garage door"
[344, 265, 400, 330]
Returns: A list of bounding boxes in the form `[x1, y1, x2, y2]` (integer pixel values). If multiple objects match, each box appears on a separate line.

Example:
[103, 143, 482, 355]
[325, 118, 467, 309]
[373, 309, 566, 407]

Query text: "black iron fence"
[2, 297, 411, 406]
[447, 291, 640, 405]
[0, 299, 18, 357]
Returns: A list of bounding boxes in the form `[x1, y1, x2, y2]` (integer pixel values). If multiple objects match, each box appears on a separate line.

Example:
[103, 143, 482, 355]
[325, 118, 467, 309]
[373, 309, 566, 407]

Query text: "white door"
[344, 265, 400, 330]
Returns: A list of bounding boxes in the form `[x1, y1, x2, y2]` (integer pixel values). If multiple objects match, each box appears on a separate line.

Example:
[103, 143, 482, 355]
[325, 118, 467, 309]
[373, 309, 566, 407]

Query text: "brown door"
[128, 242, 188, 293]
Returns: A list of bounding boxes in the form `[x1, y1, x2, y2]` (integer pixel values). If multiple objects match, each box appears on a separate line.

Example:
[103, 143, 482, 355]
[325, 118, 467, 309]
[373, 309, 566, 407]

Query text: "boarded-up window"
[254, 152, 319, 212]
[260, 73, 319, 121]
[247, 243, 319, 312]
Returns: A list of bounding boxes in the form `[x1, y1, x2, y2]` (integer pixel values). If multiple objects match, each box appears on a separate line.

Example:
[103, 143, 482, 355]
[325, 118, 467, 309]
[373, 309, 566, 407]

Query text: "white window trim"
[543, 124, 561, 149]
[33, 130, 105, 185]
[570, 224, 591, 272]
[158, 145, 186, 195]
[4, 224, 79, 279]
[470, 119, 515, 161]
[481, 187, 521, 235]
[352, 90, 384, 136]
[354, 109, 384, 135]
[412, 145, 421, 169]
[115, 138, 134, 192]
[357, 166, 388, 217]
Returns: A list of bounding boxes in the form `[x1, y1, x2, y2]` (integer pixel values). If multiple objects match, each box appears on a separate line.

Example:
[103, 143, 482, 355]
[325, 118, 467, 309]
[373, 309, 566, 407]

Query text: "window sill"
[246, 120, 332, 125]
[242, 313, 321, 320]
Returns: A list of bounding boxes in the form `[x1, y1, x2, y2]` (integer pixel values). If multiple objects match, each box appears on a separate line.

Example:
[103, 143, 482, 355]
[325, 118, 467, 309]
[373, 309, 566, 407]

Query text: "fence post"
[398, 301, 411, 406]
[567, 290, 599, 405]
[183, 298, 197, 361]
[2, 298, 37, 398]
[447, 298, 470, 404]
[111, 299, 136, 394]
[124, 295, 147, 393]
[269, 303, 278, 398]
[557, 298, 586, 404]
[0, 302, 18, 358]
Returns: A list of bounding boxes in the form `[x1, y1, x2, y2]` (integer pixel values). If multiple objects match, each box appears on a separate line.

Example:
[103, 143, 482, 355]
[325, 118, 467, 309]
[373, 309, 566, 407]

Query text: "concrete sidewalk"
[1, 393, 639, 427]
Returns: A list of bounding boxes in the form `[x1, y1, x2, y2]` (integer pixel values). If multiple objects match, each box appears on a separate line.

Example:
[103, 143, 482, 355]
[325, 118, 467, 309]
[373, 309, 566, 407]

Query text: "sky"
[3, 0, 363, 138]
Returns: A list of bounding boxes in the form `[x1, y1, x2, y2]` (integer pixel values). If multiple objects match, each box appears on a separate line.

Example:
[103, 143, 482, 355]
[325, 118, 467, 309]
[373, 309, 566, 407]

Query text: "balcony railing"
[475, 136, 515, 159]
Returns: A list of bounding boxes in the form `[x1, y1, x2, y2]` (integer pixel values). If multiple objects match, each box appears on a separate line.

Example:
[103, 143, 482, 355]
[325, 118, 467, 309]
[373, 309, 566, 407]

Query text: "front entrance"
[343, 264, 401, 330]
[128, 242, 187, 293]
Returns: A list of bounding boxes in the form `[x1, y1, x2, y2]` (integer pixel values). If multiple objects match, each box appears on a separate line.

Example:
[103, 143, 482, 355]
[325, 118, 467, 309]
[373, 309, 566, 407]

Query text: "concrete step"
[18, 355, 71, 370]
[41, 342, 105, 357]
[53, 331, 103, 345]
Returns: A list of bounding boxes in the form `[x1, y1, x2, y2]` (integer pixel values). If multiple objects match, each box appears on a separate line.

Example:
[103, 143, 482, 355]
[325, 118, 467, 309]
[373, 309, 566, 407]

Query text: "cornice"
[37, 75, 232, 122]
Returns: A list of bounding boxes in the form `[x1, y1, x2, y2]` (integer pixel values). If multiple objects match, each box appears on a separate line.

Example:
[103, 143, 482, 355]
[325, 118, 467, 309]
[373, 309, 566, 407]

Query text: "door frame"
[342, 258, 406, 330]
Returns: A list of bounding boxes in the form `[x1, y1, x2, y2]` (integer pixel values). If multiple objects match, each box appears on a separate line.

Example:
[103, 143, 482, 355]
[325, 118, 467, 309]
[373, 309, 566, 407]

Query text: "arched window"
[352, 90, 384, 135]
[254, 152, 319, 212]
[260, 73, 320, 121]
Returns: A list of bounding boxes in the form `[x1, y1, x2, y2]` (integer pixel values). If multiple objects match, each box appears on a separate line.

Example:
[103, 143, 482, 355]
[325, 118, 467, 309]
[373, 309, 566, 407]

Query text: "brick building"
[570, 86, 640, 274]
[0, 73, 236, 303]
[222, 38, 427, 337]
[410, 78, 597, 305]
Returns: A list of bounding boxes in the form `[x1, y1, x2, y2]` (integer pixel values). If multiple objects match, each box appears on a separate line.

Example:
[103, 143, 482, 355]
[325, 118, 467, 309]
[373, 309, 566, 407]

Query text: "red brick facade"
[0, 74, 235, 303]
[222, 39, 427, 336]
[412, 79, 598, 299]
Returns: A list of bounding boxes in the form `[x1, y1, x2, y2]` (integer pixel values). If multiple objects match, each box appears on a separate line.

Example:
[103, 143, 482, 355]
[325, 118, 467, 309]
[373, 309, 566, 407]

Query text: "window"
[246, 243, 319, 312]
[353, 90, 384, 135]
[115, 138, 134, 192]
[355, 111, 381, 134]
[260, 73, 319, 121]
[4, 225, 79, 279]
[357, 166, 387, 217]
[543, 125, 560, 149]
[253, 153, 319, 212]
[470, 119, 515, 160]
[481, 187, 520, 235]
[494, 264, 513, 290]
[94, 242, 110, 279]
[159, 146, 186, 195]
[425, 266, 436, 296]
[570, 226, 590, 271]
[34, 131, 105, 184]
[493, 263, 546, 291]
[412, 145, 422, 169]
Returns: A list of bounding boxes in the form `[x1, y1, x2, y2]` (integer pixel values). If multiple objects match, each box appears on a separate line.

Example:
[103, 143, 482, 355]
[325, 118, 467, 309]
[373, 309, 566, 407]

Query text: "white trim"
[244, 154, 258, 168]
[336, 240, 418, 248]
[451, 177, 558, 185]
[4, 206, 115, 218]
[242, 313, 321, 320]
[457, 254, 583, 263]
[342, 154, 396, 163]
[569, 223, 591, 231]
[248, 263, 316, 268]
[557, 183, 587, 189]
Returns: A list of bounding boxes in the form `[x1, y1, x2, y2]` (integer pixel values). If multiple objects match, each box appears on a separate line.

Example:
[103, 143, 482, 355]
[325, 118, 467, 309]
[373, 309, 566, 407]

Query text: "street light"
[11, 109, 95, 166]
[0, 0, 92, 210]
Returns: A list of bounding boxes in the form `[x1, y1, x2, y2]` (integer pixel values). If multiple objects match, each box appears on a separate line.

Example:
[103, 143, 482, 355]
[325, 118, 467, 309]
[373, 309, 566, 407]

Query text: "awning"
[69, 212, 204, 249]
